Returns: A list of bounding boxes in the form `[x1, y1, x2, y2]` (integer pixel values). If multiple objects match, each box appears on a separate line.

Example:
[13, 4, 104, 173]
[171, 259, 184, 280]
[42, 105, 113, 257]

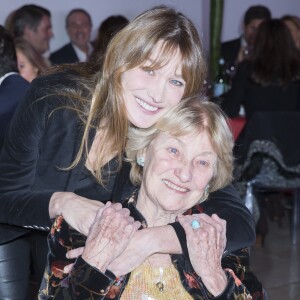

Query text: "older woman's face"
[121, 42, 185, 129]
[140, 131, 217, 214]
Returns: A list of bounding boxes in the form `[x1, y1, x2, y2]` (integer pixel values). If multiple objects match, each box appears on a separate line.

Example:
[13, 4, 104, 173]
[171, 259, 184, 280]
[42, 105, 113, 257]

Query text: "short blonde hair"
[126, 98, 234, 196]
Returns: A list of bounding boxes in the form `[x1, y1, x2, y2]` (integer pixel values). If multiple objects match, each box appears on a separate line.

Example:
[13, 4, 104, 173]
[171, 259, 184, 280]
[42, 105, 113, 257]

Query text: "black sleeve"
[170, 184, 256, 255]
[0, 70, 87, 231]
[0, 80, 54, 230]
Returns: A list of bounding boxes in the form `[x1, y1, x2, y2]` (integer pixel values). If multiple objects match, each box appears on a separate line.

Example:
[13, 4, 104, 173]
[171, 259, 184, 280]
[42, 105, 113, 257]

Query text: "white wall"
[0, 0, 203, 53]
[0, 0, 299, 54]
[222, 0, 300, 42]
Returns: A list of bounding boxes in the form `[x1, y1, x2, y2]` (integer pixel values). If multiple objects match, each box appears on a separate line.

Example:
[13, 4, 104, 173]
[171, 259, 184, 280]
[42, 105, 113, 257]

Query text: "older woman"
[39, 99, 262, 299]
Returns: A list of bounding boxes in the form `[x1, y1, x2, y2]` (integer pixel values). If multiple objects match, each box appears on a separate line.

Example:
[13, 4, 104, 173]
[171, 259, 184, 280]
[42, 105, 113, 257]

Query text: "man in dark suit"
[221, 5, 271, 68]
[0, 25, 29, 150]
[50, 8, 93, 65]
[11, 4, 53, 57]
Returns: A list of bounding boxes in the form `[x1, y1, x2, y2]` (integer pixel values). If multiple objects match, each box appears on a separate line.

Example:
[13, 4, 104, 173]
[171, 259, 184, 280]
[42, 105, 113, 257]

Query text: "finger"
[110, 202, 123, 211]
[177, 215, 197, 237]
[197, 214, 224, 235]
[66, 247, 84, 259]
[63, 263, 74, 274]
[211, 214, 227, 252]
[211, 214, 226, 230]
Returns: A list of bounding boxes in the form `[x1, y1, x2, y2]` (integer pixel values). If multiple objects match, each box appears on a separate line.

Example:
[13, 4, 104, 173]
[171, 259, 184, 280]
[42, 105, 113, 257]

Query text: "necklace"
[156, 267, 165, 292]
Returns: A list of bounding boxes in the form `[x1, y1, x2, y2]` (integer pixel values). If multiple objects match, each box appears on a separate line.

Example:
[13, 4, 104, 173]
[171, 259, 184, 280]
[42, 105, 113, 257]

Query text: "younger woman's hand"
[49, 191, 104, 236]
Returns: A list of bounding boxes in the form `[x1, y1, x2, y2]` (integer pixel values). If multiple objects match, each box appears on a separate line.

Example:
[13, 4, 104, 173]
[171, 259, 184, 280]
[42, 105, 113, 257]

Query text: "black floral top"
[38, 193, 263, 299]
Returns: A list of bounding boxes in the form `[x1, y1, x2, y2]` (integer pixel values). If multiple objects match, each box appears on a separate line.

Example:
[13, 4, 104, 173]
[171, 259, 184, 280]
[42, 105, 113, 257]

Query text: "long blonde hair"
[62, 6, 206, 185]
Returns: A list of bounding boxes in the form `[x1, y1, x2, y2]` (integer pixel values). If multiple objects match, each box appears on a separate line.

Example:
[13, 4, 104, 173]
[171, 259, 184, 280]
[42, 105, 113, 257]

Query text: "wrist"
[144, 225, 181, 255]
[49, 192, 63, 218]
[202, 269, 227, 296]
[82, 252, 110, 273]
[139, 228, 157, 256]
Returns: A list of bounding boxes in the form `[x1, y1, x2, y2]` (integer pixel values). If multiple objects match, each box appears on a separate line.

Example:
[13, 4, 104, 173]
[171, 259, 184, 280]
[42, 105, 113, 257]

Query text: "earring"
[205, 185, 210, 193]
[137, 156, 144, 167]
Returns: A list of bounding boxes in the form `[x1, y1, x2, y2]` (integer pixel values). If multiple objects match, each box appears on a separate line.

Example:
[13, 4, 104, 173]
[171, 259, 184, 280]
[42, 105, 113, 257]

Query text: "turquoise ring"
[191, 220, 201, 229]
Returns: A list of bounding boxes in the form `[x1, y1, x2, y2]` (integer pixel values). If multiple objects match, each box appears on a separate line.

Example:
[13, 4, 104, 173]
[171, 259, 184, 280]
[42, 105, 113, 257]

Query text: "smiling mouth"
[136, 97, 159, 112]
[162, 179, 189, 193]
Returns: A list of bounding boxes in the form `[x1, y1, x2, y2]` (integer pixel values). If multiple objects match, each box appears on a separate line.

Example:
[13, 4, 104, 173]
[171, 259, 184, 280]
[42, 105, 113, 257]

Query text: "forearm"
[141, 185, 256, 257]
[49, 191, 72, 218]
[141, 225, 182, 255]
[0, 190, 53, 229]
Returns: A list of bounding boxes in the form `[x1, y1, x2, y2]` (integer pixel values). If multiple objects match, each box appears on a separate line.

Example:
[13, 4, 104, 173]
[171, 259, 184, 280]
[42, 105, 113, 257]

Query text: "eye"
[146, 69, 155, 75]
[141, 66, 155, 76]
[170, 79, 184, 87]
[168, 147, 179, 155]
[196, 160, 209, 167]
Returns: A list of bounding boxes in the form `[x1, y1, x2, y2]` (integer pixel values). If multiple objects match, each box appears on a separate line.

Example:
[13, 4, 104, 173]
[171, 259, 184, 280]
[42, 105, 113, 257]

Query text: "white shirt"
[72, 43, 93, 62]
[0, 72, 18, 87]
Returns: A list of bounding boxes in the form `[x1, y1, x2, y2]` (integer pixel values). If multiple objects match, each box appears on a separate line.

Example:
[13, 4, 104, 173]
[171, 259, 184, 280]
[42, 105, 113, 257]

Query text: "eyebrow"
[171, 136, 216, 157]
[144, 58, 183, 78]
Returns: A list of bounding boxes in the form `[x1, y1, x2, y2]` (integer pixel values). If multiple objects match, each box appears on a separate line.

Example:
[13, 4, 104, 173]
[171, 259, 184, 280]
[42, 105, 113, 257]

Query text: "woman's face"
[140, 130, 217, 214]
[16, 50, 38, 82]
[121, 43, 186, 128]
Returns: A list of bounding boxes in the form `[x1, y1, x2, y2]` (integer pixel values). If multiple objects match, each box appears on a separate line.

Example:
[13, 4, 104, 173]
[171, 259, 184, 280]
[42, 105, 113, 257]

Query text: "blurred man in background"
[50, 8, 93, 65]
[221, 5, 271, 68]
[10, 4, 53, 56]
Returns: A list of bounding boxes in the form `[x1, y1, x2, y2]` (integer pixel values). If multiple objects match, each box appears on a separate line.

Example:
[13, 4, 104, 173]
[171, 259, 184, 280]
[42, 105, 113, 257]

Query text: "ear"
[23, 25, 33, 39]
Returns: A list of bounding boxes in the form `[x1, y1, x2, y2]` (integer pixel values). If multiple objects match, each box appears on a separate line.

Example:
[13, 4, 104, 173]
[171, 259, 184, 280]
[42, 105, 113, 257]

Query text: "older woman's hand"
[178, 213, 228, 296]
[81, 202, 141, 273]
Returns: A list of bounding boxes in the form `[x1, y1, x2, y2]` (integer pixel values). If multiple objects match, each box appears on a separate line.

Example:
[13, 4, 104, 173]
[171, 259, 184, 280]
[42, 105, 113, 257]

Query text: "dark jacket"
[221, 61, 300, 119]
[221, 37, 241, 68]
[0, 73, 29, 149]
[50, 43, 79, 65]
[38, 198, 262, 299]
[0, 70, 255, 251]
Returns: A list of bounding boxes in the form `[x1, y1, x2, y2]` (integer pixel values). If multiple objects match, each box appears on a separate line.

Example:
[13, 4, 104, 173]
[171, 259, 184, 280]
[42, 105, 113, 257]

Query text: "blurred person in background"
[89, 15, 128, 69]
[221, 5, 271, 69]
[282, 15, 300, 49]
[221, 19, 300, 120]
[15, 38, 50, 82]
[50, 8, 93, 65]
[10, 4, 53, 57]
[0, 25, 30, 298]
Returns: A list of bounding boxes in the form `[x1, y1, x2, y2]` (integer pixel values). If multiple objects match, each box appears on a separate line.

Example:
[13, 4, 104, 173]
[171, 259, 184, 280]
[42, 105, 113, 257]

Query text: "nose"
[174, 161, 192, 183]
[147, 79, 165, 103]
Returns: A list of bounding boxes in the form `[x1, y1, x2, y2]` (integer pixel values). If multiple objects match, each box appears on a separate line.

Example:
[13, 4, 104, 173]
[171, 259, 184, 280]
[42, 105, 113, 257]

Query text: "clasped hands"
[63, 202, 228, 294]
